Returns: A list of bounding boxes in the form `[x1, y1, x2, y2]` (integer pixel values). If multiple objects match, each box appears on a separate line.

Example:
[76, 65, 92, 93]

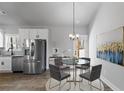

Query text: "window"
[0, 30, 3, 47]
[26, 39, 30, 47]
[5, 34, 19, 51]
[79, 49, 85, 57]
[74, 35, 88, 58]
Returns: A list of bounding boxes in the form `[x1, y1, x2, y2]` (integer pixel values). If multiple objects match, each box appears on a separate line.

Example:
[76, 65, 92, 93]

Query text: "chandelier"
[69, 2, 79, 40]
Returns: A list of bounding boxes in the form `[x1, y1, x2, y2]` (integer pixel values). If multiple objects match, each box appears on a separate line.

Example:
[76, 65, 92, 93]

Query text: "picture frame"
[96, 26, 124, 66]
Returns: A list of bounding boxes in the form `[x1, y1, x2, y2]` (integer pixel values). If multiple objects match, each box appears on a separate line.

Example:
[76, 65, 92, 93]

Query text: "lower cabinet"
[0, 57, 12, 72]
[0, 56, 24, 72]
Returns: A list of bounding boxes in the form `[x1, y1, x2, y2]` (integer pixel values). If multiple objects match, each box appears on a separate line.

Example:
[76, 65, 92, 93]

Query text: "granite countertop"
[12, 55, 24, 57]
[0, 55, 24, 57]
[0, 55, 11, 57]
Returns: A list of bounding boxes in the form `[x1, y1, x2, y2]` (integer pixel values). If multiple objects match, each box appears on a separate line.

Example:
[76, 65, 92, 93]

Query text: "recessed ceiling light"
[0, 9, 6, 15]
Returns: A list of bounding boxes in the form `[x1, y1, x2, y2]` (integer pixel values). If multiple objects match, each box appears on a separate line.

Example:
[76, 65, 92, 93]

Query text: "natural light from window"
[0, 29, 3, 47]
[5, 34, 19, 51]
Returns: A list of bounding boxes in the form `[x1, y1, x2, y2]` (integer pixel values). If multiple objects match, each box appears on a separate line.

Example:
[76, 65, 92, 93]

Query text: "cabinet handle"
[1, 61, 4, 65]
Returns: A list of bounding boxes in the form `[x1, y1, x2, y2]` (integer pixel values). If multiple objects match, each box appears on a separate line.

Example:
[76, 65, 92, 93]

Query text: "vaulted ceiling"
[0, 2, 100, 27]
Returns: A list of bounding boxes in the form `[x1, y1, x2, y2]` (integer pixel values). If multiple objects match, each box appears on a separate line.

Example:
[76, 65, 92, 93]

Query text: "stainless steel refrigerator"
[24, 39, 47, 74]
[34, 39, 47, 73]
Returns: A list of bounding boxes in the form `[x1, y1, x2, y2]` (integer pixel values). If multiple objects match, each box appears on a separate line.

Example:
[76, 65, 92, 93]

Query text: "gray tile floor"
[0, 70, 112, 91]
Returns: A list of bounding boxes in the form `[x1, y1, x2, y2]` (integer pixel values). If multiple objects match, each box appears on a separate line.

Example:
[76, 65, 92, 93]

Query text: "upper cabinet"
[19, 29, 30, 39]
[19, 28, 48, 47]
[29, 29, 48, 39]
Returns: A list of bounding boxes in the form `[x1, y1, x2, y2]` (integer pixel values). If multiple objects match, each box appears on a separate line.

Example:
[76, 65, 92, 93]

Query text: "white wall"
[89, 3, 124, 90]
[49, 26, 88, 56]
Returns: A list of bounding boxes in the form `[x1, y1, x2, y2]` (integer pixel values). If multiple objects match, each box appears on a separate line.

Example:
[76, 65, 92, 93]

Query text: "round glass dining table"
[62, 58, 89, 86]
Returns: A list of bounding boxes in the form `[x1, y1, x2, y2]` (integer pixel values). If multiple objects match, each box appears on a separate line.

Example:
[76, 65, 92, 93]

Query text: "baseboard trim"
[101, 75, 120, 91]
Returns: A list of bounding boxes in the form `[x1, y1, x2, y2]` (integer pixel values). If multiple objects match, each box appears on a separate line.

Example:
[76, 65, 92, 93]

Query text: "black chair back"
[49, 64, 61, 81]
[82, 62, 90, 67]
[80, 57, 90, 67]
[54, 57, 63, 66]
[79, 57, 91, 62]
[90, 64, 102, 81]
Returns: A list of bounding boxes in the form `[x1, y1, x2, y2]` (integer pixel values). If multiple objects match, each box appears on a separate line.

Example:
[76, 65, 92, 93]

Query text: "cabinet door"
[0, 57, 11, 71]
[19, 29, 30, 39]
[30, 29, 48, 39]
[29, 29, 37, 39]
[37, 29, 48, 39]
[19, 29, 30, 47]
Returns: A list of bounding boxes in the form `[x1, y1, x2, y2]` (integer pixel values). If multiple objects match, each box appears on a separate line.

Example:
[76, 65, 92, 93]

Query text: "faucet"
[7, 47, 14, 55]
[7, 48, 11, 52]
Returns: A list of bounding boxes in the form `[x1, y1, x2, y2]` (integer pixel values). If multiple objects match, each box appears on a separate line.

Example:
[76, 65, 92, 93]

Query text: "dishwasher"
[12, 56, 24, 72]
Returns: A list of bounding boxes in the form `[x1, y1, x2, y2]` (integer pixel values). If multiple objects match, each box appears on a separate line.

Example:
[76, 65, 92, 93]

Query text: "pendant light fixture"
[69, 2, 79, 40]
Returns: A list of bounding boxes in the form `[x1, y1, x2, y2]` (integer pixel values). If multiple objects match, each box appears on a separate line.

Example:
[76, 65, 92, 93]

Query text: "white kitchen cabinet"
[19, 29, 48, 46]
[19, 29, 30, 47]
[29, 29, 36, 39]
[19, 29, 48, 40]
[0, 57, 12, 72]
[19, 29, 30, 39]
[30, 29, 48, 39]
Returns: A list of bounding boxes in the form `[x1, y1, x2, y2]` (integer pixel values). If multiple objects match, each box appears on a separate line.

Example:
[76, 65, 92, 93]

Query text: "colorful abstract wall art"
[96, 27, 124, 66]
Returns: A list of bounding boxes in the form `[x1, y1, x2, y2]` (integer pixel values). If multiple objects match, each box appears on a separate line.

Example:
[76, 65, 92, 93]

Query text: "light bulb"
[69, 34, 73, 38]
[72, 35, 75, 39]
[69, 33, 79, 40]
[76, 34, 79, 38]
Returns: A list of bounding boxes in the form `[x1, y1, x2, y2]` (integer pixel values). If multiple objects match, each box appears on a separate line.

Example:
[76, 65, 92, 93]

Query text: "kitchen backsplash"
[0, 48, 24, 56]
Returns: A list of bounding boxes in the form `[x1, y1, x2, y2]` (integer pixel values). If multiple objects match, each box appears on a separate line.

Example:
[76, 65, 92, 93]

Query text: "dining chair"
[79, 64, 102, 90]
[49, 64, 71, 90]
[76, 57, 91, 74]
[54, 57, 70, 71]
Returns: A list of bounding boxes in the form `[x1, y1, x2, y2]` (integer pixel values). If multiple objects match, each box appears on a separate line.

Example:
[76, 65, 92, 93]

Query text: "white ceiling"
[0, 2, 100, 27]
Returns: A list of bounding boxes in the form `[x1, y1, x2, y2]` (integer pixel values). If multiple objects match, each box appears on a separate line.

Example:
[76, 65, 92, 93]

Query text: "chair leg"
[81, 77, 83, 82]
[49, 78, 51, 88]
[66, 78, 68, 82]
[79, 77, 83, 91]
[74, 65, 76, 82]
[99, 78, 102, 90]
[80, 69, 83, 74]
[49, 77, 71, 90]
[69, 66, 71, 75]
[89, 79, 102, 90]
[87, 81, 89, 84]
[59, 81, 61, 90]
[90, 82, 93, 91]
[67, 77, 71, 91]
[49, 78, 61, 89]
[79, 77, 81, 89]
